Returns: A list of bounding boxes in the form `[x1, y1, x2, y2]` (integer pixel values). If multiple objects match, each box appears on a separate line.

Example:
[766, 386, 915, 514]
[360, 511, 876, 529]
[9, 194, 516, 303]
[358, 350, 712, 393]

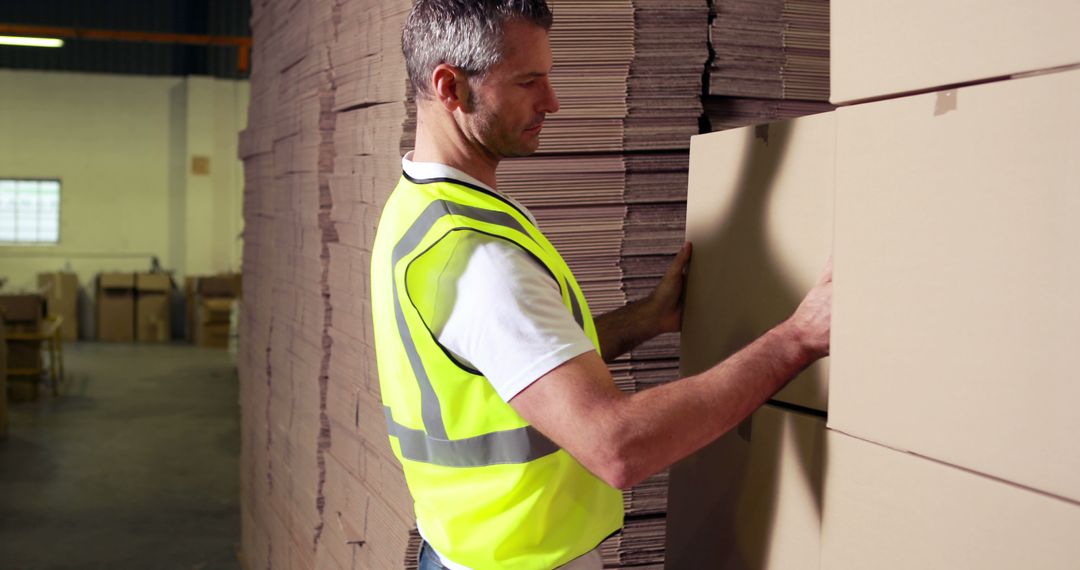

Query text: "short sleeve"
[413, 231, 597, 402]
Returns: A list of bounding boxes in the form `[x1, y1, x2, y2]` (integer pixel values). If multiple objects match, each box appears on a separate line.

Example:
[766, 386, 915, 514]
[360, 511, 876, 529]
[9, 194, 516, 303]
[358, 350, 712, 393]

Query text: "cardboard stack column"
[704, 0, 833, 132]
[238, 1, 708, 568]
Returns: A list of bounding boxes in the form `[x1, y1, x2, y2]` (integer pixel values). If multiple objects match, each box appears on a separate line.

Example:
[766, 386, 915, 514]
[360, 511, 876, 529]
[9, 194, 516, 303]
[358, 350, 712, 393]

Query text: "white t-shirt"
[401, 153, 603, 570]
[401, 152, 596, 401]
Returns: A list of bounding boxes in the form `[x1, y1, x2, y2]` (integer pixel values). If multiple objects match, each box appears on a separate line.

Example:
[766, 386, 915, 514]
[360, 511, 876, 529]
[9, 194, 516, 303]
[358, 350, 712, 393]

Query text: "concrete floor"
[0, 342, 240, 570]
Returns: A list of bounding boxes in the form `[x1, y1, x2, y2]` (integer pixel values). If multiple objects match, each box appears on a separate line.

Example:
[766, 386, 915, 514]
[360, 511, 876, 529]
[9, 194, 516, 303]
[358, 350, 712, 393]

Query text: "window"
[0, 179, 61, 244]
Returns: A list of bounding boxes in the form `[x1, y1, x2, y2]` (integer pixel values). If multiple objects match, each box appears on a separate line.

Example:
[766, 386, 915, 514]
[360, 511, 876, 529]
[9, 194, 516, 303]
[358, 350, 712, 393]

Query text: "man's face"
[460, 19, 560, 159]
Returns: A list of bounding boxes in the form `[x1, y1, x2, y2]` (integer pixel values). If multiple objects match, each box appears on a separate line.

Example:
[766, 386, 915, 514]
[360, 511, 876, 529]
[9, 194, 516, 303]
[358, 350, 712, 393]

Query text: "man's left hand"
[647, 241, 692, 335]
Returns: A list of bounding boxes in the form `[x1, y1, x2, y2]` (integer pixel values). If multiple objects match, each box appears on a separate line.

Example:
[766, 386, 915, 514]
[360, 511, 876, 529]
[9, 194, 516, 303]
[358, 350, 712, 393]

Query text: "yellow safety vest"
[370, 173, 623, 569]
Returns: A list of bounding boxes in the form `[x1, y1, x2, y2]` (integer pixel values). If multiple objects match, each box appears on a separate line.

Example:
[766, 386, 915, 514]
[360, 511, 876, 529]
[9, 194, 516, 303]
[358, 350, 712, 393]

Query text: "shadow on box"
[666, 121, 828, 570]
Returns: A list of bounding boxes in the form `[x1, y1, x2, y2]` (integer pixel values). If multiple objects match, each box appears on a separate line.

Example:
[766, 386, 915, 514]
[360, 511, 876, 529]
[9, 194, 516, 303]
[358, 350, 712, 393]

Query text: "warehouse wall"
[0, 70, 249, 291]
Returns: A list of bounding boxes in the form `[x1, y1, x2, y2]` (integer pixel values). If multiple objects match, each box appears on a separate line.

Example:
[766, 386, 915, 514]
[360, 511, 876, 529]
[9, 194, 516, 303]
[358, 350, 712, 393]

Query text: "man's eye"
[519, 80, 536, 87]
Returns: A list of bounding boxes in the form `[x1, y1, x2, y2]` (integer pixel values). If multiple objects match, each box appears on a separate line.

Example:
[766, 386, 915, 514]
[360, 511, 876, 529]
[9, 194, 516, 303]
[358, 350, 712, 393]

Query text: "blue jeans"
[418, 541, 448, 570]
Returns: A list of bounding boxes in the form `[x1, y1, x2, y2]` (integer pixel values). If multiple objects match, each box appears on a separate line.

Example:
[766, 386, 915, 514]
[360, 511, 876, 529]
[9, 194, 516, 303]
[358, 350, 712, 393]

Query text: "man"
[370, 2, 832, 569]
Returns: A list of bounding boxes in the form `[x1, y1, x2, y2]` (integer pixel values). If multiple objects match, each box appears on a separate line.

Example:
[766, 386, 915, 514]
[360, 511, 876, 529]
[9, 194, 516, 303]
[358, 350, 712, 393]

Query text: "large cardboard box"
[37, 272, 79, 341]
[831, 0, 1080, 104]
[821, 430, 1080, 569]
[682, 113, 834, 412]
[0, 294, 45, 331]
[667, 404, 826, 570]
[97, 273, 135, 342]
[185, 273, 241, 341]
[830, 69, 1080, 502]
[197, 274, 242, 298]
[135, 273, 172, 343]
[195, 298, 234, 349]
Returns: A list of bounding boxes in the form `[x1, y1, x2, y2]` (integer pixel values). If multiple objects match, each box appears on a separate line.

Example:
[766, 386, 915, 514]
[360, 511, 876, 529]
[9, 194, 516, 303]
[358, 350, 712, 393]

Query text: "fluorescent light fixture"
[0, 35, 64, 48]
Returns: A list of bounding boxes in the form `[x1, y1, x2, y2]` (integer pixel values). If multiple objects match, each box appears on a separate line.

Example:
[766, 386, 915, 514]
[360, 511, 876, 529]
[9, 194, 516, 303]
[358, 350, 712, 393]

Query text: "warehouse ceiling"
[0, 0, 251, 79]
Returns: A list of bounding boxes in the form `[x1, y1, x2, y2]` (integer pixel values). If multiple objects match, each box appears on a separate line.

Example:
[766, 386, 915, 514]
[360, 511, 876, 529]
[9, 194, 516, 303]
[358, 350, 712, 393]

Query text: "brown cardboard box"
[682, 113, 834, 412]
[97, 273, 135, 342]
[37, 272, 79, 341]
[185, 273, 241, 341]
[0, 294, 45, 332]
[821, 430, 1080, 569]
[667, 405, 826, 570]
[135, 273, 172, 343]
[196, 274, 242, 298]
[831, 0, 1080, 104]
[830, 69, 1080, 502]
[195, 298, 234, 348]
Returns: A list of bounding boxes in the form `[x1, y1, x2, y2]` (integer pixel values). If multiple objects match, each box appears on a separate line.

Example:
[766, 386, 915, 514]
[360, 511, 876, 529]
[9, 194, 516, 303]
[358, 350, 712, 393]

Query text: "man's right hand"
[783, 257, 833, 361]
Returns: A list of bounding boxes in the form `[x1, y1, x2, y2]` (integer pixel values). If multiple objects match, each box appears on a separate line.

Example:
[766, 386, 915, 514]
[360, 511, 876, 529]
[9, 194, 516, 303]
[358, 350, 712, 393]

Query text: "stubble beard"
[468, 89, 539, 160]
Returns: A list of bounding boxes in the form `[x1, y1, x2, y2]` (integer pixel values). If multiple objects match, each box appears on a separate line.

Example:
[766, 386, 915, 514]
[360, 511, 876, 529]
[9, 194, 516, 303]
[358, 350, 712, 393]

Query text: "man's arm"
[511, 258, 832, 490]
[595, 243, 691, 361]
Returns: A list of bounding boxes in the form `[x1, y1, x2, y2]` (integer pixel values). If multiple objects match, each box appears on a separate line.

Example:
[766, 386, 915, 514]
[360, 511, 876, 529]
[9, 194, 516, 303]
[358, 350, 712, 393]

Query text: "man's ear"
[431, 64, 471, 112]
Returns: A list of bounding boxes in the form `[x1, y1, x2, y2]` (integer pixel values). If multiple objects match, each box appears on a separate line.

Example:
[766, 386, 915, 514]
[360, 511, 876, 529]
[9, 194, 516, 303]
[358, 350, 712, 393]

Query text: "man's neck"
[411, 108, 500, 189]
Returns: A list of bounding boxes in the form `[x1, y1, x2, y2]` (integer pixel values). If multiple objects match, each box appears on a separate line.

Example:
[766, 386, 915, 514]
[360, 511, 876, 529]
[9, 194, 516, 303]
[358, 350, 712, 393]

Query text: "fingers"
[670, 241, 692, 276]
[818, 254, 833, 285]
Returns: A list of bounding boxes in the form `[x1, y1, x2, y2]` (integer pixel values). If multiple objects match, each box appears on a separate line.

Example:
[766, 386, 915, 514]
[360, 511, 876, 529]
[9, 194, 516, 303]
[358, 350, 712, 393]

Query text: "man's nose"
[540, 81, 560, 115]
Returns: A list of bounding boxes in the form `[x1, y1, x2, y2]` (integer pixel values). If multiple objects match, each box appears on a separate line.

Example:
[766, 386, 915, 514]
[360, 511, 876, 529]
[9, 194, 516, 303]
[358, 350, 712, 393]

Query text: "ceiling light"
[0, 35, 64, 48]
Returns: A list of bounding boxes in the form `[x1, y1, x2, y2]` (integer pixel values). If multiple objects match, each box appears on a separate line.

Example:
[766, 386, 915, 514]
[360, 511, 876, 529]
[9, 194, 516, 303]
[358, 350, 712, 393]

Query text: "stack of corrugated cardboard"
[669, 2, 1080, 567]
[239, 0, 417, 568]
[705, 0, 833, 132]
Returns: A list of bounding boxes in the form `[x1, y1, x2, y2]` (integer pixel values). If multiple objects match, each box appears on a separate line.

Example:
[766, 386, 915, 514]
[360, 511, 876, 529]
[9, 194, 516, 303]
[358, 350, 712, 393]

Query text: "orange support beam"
[0, 23, 253, 72]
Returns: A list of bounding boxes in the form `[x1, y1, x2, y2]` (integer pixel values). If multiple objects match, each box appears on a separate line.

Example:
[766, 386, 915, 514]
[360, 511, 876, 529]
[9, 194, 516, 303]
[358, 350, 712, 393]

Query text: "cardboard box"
[682, 113, 834, 412]
[37, 272, 79, 341]
[0, 294, 45, 332]
[830, 68, 1080, 502]
[667, 404, 826, 570]
[197, 273, 242, 298]
[97, 273, 135, 342]
[195, 298, 234, 348]
[185, 273, 241, 341]
[135, 273, 172, 343]
[831, 0, 1080, 104]
[821, 430, 1080, 569]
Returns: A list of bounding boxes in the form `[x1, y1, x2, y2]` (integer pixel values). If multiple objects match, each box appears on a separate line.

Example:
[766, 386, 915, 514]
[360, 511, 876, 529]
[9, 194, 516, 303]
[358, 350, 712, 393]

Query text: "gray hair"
[402, 0, 553, 99]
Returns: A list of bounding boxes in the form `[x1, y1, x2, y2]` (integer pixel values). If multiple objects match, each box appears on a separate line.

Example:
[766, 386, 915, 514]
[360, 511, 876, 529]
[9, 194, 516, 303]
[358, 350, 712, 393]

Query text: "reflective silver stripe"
[390, 198, 537, 443]
[565, 277, 585, 331]
[385, 407, 560, 467]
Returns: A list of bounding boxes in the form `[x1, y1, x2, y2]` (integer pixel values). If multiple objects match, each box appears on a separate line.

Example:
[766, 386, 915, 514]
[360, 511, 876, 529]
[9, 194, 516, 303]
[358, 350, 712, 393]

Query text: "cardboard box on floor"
[185, 273, 241, 342]
[666, 404, 826, 570]
[97, 273, 135, 342]
[682, 113, 834, 413]
[135, 273, 171, 343]
[37, 272, 79, 341]
[831, 0, 1080, 104]
[821, 430, 1080, 569]
[195, 298, 234, 349]
[830, 68, 1080, 502]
